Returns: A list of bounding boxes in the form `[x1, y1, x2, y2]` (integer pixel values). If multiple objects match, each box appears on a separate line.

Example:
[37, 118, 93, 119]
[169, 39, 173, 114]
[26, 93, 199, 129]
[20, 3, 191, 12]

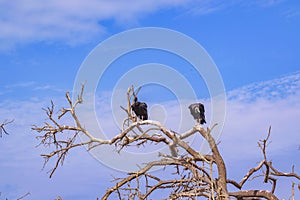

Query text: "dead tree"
[32, 85, 299, 199]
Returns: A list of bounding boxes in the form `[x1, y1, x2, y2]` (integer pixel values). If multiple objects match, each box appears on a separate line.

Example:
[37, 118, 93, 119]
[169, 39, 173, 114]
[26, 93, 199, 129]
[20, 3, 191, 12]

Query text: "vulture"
[131, 97, 148, 120]
[188, 103, 206, 124]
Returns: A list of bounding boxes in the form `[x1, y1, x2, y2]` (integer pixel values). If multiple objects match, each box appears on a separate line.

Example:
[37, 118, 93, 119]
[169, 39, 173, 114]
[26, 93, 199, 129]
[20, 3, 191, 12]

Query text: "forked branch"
[0, 119, 14, 137]
[228, 127, 299, 199]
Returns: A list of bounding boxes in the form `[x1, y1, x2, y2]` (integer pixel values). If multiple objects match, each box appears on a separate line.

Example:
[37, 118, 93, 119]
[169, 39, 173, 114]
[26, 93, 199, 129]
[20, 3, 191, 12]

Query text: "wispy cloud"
[283, 7, 300, 19]
[0, 0, 289, 50]
[33, 84, 64, 92]
[223, 71, 300, 153]
[0, 0, 190, 50]
[239, 0, 286, 8]
[227, 71, 300, 102]
[185, 0, 235, 15]
[4, 81, 36, 89]
[256, 0, 286, 7]
[0, 81, 65, 98]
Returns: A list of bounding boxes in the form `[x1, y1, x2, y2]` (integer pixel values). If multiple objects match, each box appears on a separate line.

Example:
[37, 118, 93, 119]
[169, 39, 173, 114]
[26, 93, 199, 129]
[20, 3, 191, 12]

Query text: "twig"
[0, 119, 14, 137]
[16, 192, 31, 200]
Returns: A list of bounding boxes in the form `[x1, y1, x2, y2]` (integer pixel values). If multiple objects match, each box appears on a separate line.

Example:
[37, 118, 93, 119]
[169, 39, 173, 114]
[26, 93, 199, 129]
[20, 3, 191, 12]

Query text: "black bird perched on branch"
[131, 97, 148, 120]
[188, 103, 206, 124]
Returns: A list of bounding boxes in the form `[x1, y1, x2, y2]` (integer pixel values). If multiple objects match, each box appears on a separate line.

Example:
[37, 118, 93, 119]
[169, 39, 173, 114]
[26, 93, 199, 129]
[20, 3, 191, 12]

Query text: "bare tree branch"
[227, 126, 299, 199]
[16, 192, 31, 200]
[0, 192, 30, 200]
[227, 160, 265, 190]
[229, 190, 278, 200]
[0, 119, 14, 137]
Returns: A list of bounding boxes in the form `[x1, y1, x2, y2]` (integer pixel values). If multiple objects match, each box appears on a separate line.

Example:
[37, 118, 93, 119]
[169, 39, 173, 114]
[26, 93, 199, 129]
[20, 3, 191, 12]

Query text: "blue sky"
[0, 0, 299, 199]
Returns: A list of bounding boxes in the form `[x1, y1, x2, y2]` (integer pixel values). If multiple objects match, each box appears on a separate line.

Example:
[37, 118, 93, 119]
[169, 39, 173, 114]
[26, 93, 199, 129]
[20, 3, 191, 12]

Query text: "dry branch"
[229, 190, 278, 200]
[227, 127, 299, 199]
[0, 192, 30, 200]
[0, 119, 13, 137]
[16, 192, 31, 200]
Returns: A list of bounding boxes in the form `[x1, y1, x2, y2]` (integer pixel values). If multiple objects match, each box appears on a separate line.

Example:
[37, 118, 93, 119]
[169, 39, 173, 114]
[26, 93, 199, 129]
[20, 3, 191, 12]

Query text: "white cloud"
[222, 72, 300, 157]
[0, 81, 65, 98]
[185, 0, 235, 15]
[0, 0, 190, 50]
[33, 84, 64, 92]
[284, 8, 300, 19]
[256, 0, 286, 7]
[227, 71, 300, 102]
[4, 81, 36, 89]
[222, 92, 300, 158]
[0, 0, 288, 50]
